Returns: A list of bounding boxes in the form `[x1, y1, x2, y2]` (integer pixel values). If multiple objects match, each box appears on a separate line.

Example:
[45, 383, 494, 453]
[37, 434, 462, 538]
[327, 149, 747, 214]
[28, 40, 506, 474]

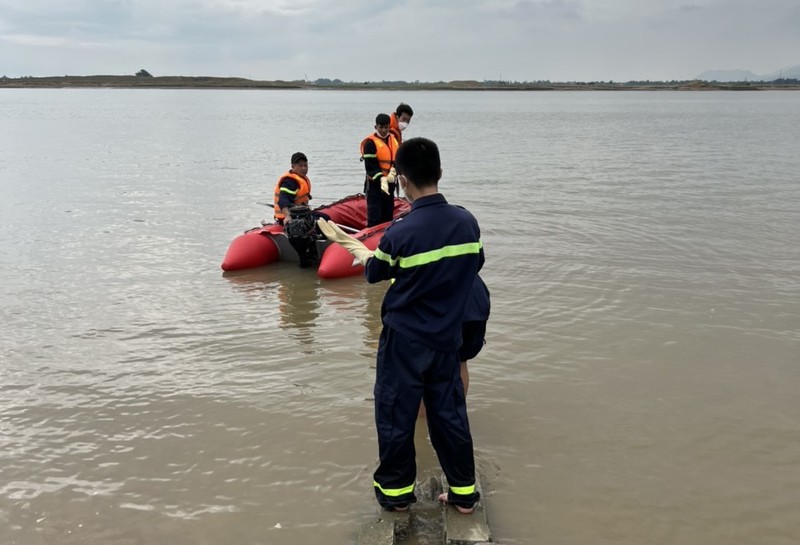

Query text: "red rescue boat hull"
[220, 194, 410, 279]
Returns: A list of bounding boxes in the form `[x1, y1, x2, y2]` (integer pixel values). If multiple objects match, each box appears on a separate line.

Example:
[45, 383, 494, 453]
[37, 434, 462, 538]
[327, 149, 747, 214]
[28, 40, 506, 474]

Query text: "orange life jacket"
[273, 171, 311, 221]
[389, 112, 403, 144]
[360, 133, 399, 176]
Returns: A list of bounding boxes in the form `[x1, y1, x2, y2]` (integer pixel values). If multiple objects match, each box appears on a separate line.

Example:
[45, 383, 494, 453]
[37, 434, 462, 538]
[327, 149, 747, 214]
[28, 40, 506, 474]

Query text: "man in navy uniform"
[318, 137, 482, 514]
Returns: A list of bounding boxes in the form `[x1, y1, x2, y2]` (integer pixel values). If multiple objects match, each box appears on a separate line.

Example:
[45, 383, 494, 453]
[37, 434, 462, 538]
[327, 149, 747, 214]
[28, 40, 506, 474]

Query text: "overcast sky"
[1, 0, 798, 82]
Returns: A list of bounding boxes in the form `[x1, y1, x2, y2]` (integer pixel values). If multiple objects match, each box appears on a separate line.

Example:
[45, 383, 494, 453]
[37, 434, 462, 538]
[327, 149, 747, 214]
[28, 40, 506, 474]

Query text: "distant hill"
[761, 64, 800, 80]
[695, 69, 761, 82]
[697, 64, 800, 82]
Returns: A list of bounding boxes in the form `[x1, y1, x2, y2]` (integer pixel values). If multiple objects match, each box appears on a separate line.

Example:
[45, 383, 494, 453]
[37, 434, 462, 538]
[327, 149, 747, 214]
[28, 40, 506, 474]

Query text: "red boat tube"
[221, 224, 282, 271]
[316, 222, 392, 279]
[220, 194, 410, 277]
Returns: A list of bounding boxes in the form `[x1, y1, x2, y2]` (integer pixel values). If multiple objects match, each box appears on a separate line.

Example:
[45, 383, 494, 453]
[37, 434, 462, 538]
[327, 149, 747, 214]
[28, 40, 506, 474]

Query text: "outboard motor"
[284, 205, 318, 268]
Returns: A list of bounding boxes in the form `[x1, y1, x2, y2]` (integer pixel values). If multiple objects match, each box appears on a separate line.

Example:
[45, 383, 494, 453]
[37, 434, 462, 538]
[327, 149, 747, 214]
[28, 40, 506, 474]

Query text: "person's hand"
[386, 167, 396, 184]
[380, 176, 390, 195]
[316, 218, 349, 244]
[316, 219, 374, 264]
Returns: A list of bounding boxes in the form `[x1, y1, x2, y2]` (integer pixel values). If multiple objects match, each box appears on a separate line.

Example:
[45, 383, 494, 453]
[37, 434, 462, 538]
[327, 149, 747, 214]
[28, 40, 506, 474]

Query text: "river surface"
[1, 89, 799, 545]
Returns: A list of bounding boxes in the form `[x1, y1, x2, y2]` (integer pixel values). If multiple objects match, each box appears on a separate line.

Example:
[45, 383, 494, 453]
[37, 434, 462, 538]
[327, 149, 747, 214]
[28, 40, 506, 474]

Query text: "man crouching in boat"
[273, 152, 319, 268]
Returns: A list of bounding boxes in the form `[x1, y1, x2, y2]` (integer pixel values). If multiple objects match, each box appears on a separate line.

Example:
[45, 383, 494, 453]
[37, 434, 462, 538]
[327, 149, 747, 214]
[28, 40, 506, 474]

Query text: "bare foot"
[391, 504, 409, 512]
[437, 492, 474, 514]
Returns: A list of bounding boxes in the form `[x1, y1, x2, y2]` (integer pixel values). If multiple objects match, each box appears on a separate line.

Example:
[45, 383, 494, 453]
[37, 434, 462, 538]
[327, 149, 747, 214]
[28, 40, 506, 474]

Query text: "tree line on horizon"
[2, 69, 798, 86]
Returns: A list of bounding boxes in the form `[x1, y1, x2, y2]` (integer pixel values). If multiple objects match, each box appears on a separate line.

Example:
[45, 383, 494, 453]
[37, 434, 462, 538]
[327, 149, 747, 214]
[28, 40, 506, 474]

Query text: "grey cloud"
[1, 0, 799, 81]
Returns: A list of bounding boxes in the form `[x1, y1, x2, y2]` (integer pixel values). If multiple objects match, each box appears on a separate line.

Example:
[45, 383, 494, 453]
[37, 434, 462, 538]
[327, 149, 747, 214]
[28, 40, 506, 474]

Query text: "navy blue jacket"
[365, 193, 484, 352]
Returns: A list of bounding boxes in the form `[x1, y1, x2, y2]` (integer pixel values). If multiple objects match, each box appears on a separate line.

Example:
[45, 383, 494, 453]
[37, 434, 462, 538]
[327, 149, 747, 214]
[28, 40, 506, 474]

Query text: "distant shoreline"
[2, 75, 799, 91]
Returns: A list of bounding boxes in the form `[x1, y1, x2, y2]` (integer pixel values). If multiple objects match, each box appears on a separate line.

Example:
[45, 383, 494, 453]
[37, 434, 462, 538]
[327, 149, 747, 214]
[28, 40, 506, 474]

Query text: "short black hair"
[395, 103, 413, 118]
[394, 137, 441, 189]
[291, 152, 307, 164]
[375, 113, 391, 126]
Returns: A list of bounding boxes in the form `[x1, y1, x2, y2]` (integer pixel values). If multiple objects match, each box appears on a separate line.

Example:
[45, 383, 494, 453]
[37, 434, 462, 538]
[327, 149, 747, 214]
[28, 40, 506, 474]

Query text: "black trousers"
[365, 180, 396, 227]
[372, 326, 480, 509]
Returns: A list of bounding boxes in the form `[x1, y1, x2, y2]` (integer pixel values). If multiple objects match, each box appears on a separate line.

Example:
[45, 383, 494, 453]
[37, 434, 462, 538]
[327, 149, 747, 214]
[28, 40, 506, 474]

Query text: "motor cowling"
[284, 205, 317, 268]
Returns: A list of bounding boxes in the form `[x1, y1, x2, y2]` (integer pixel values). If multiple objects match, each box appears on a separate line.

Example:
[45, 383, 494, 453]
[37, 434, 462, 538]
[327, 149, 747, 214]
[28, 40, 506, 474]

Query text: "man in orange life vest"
[389, 103, 413, 145]
[273, 152, 317, 267]
[273, 152, 311, 224]
[361, 114, 399, 227]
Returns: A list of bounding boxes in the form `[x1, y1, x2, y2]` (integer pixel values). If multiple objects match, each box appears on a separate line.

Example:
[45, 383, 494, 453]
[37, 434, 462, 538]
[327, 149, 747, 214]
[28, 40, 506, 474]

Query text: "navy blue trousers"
[372, 326, 480, 509]
[365, 181, 396, 227]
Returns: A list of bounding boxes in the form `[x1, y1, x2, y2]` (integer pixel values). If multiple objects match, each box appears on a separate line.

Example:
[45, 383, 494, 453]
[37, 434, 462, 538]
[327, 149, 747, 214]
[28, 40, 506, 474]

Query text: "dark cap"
[375, 113, 391, 126]
[291, 152, 307, 164]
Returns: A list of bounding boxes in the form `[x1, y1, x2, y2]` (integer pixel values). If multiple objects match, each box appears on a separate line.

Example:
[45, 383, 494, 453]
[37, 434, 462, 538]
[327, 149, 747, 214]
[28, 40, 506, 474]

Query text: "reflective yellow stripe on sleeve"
[279, 187, 298, 195]
[373, 247, 398, 266]
[373, 240, 482, 269]
[373, 481, 415, 497]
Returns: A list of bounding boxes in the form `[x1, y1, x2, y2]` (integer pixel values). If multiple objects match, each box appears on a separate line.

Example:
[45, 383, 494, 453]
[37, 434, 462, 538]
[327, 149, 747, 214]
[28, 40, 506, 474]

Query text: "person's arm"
[277, 177, 300, 219]
[362, 138, 383, 185]
[364, 230, 397, 283]
[471, 214, 485, 273]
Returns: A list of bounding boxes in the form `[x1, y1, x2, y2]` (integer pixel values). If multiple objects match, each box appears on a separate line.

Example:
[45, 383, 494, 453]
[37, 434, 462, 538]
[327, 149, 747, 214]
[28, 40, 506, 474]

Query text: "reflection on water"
[223, 264, 386, 356]
[2, 89, 800, 545]
[224, 266, 323, 341]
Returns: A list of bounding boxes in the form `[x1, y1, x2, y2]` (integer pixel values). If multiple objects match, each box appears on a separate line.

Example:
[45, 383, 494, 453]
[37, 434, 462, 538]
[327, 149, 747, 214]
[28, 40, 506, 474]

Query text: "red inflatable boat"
[221, 194, 410, 279]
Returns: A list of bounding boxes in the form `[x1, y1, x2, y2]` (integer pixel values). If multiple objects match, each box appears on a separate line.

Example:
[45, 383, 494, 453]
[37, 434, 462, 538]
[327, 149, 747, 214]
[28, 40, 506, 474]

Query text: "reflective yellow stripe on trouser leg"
[373, 481, 415, 497]
[449, 484, 476, 496]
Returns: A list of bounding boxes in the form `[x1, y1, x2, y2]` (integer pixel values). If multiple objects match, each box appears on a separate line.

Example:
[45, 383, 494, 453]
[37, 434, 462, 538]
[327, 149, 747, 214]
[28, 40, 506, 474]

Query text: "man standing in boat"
[389, 103, 414, 145]
[273, 152, 317, 268]
[361, 114, 399, 227]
